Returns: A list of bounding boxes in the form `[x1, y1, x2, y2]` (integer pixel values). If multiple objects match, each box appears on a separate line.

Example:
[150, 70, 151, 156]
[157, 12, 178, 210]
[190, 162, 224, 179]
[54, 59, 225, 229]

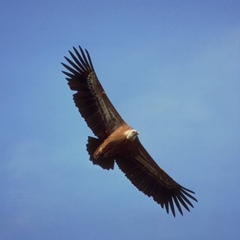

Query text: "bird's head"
[125, 129, 139, 141]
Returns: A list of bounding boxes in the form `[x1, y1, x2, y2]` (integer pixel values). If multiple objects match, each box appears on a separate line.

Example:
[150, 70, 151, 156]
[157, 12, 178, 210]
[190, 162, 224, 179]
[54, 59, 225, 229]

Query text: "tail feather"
[86, 137, 115, 170]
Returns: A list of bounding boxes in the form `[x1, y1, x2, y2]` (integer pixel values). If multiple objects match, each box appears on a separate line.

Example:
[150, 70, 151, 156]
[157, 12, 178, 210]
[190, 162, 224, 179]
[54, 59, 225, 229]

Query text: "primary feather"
[62, 46, 197, 216]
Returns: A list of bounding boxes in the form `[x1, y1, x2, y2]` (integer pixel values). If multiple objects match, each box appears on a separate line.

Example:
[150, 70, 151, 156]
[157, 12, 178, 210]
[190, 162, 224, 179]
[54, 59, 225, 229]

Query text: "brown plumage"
[62, 46, 197, 217]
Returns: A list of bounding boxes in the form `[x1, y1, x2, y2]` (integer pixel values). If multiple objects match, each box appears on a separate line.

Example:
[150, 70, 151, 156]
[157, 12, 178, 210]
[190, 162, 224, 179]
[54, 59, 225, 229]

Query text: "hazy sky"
[1, 1, 240, 239]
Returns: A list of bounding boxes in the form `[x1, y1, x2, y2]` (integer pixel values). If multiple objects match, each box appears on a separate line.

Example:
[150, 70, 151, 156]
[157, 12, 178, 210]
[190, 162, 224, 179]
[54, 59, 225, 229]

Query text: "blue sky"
[1, 0, 240, 239]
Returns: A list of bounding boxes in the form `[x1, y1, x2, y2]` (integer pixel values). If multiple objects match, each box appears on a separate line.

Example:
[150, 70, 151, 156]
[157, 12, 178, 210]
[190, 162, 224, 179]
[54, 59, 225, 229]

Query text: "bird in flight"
[62, 46, 197, 217]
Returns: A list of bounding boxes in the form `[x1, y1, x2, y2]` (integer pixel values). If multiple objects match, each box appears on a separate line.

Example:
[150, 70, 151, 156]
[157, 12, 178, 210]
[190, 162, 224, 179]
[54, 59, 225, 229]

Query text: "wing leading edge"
[62, 46, 197, 216]
[116, 138, 197, 217]
[62, 46, 125, 140]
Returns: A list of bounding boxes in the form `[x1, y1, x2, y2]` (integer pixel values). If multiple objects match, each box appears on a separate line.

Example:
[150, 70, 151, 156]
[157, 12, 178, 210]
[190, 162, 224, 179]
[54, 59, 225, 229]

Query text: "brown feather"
[116, 138, 197, 217]
[62, 46, 197, 217]
[86, 137, 115, 170]
[62, 46, 125, 140]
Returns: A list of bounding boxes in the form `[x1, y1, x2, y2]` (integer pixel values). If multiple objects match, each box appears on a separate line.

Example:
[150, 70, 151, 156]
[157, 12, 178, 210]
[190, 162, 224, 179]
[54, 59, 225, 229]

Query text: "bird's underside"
[62, 46, 197, 217]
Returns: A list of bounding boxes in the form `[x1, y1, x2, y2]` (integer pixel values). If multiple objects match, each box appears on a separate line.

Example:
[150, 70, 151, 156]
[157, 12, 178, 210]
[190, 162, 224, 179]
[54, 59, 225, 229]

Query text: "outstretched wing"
[62, 46, 125, 140]
[116, 138, 197, 217]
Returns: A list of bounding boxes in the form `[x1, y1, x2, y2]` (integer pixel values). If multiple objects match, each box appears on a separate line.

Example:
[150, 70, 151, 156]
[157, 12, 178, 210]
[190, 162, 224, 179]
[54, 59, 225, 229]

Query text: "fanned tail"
[86, 137, 115, 170]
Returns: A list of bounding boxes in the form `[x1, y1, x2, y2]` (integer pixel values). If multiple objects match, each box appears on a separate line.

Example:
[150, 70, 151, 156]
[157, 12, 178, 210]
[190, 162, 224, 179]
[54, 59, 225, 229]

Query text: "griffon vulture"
[61, 46, 197, 217]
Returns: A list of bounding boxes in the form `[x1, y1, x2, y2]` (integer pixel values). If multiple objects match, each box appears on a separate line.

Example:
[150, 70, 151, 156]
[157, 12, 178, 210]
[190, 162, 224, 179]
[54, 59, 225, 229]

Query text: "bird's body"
[93, 125, 138, 160]
[62, 46, 197, 216]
